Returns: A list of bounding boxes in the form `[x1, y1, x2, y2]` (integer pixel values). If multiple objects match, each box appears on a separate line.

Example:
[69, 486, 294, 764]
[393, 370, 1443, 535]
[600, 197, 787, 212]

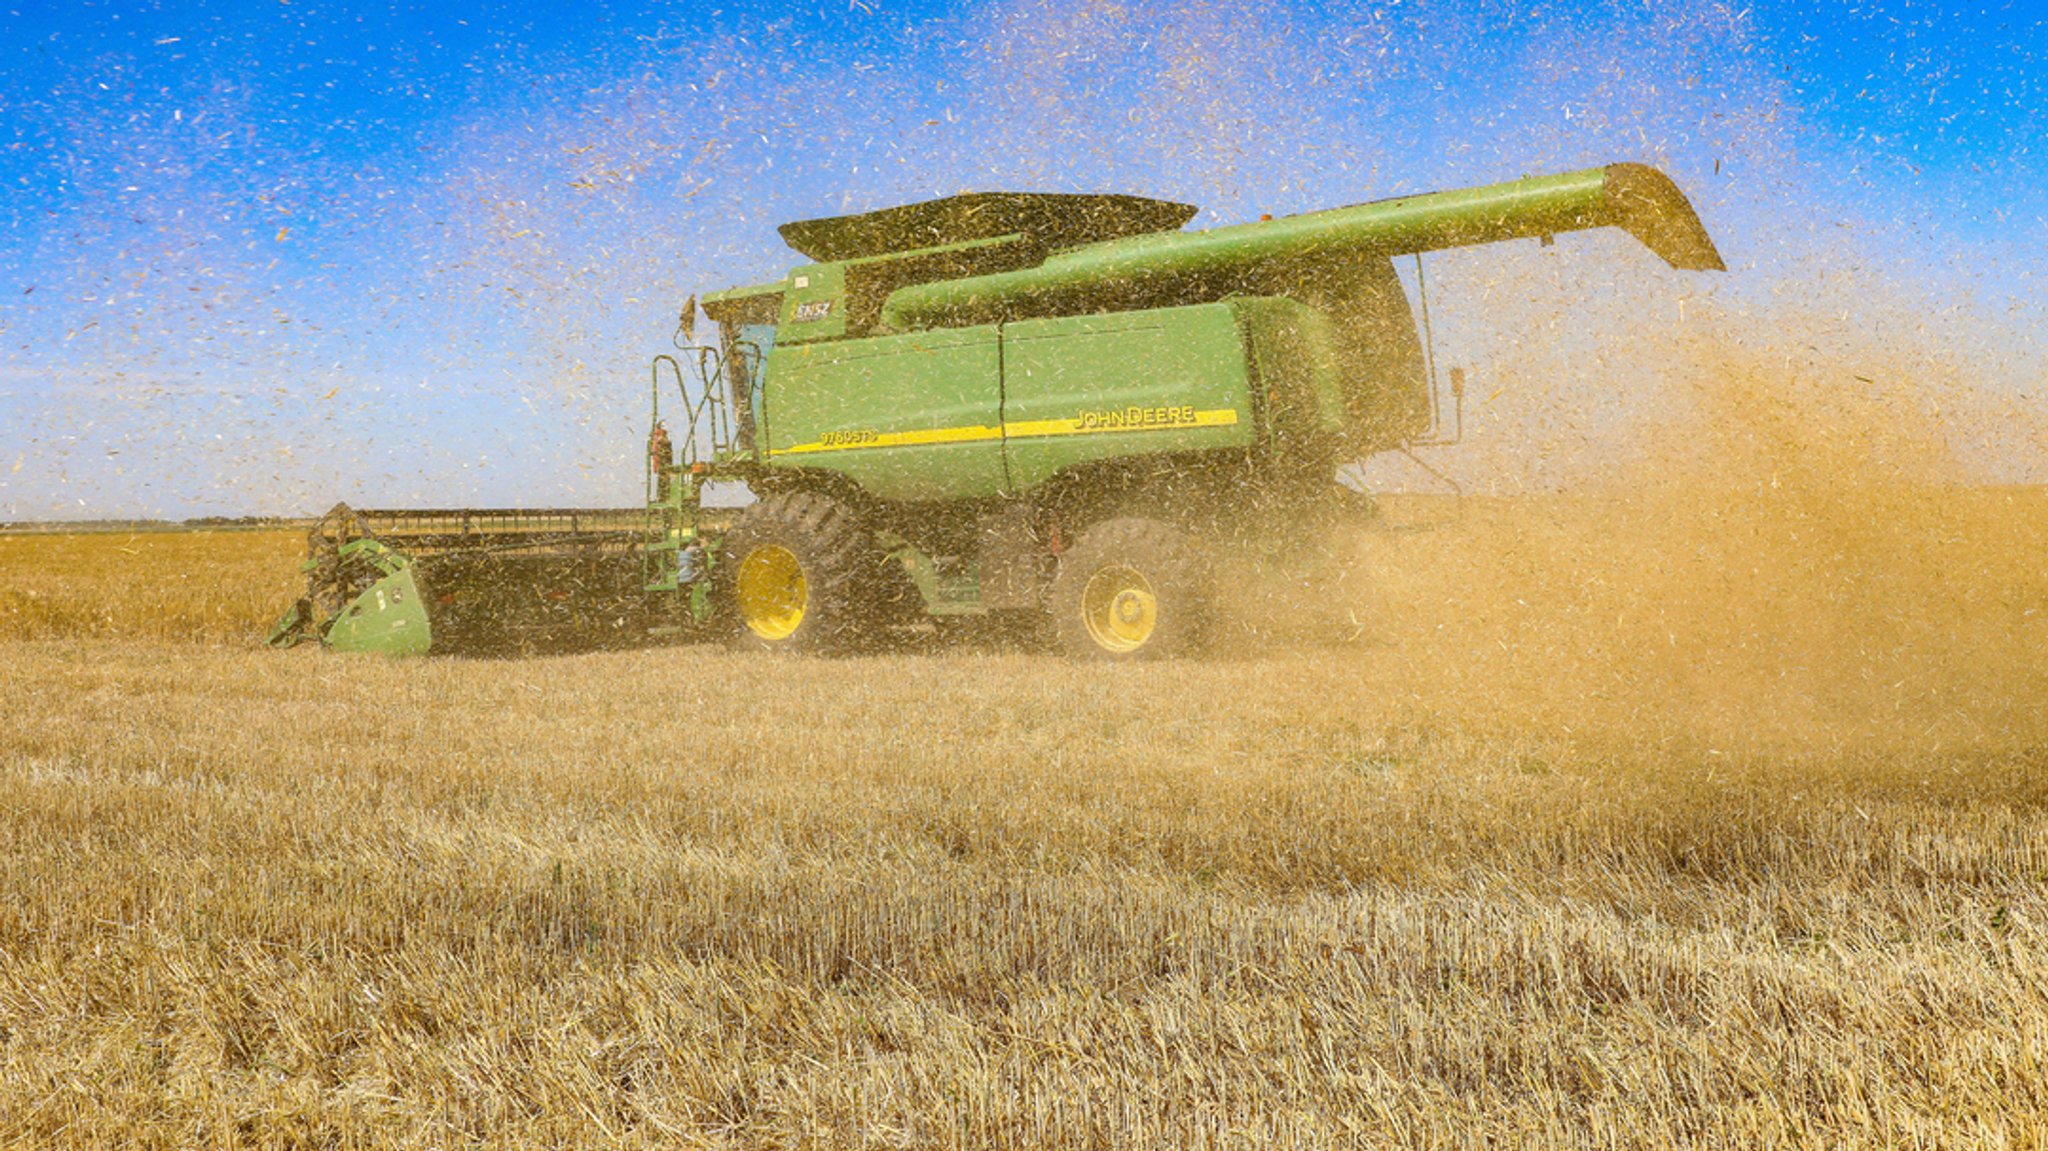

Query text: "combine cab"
[275, 162, 1723, 658]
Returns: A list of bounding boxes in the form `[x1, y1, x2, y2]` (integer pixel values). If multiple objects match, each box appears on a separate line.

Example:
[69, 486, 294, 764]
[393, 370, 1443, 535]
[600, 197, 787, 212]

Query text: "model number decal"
[792, 299, 834, 323]
[819, 428, 879, 447]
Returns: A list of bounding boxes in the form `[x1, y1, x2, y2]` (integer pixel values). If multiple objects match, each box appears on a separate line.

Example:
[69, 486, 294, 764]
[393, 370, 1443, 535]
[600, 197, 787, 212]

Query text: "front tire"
[718, 491, 886, 653]
[1049, 517, 1209, 660]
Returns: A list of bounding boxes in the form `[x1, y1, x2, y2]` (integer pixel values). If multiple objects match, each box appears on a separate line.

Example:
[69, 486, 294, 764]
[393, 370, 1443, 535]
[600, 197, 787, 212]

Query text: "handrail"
[650, 347, 735, 470]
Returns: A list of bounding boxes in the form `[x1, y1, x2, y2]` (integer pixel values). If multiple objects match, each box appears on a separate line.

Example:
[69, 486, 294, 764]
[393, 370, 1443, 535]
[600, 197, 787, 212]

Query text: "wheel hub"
[1080, 565, 1159, 653]
[734, 545, 808, 640]
[1113, 590, 1146, 624]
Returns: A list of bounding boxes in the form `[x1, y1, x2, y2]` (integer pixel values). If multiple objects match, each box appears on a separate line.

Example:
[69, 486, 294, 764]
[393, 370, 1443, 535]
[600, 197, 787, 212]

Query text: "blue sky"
[1, 0, 2043, 518]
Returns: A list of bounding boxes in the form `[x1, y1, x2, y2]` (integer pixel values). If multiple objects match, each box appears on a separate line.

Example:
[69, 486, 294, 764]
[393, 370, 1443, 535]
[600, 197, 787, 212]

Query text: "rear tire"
[717, 491, 888, 653]
[1049, 517, 1209, 660]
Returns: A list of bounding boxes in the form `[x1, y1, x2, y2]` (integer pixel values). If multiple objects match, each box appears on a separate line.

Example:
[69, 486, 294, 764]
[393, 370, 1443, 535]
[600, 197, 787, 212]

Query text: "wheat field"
[3, 490, 2046, 1148]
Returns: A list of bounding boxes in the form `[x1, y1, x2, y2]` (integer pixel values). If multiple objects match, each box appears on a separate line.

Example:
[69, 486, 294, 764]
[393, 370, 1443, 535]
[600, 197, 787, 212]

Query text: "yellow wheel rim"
[735, 545, 807, 640]
[1080, 565, 1158, 653]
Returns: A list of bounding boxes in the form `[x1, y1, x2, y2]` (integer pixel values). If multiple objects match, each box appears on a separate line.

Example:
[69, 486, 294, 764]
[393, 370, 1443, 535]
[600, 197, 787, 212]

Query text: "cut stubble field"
[3, 496, 2048, 1147]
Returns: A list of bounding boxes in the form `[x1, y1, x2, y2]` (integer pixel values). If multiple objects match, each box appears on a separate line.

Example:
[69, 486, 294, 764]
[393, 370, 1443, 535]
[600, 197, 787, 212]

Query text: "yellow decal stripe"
[770, 408, 1242, 457]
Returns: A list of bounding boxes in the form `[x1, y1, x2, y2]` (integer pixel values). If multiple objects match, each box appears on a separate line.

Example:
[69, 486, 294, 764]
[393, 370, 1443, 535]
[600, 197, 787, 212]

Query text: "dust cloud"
[1270, 298, 2048, 755]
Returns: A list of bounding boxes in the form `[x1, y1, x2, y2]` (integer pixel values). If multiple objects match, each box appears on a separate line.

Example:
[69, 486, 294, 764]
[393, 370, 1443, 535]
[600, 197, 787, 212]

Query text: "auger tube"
[878, 164, 1722, 331]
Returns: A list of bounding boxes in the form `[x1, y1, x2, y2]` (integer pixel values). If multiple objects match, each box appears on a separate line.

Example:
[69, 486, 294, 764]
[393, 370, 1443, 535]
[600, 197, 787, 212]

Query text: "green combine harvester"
[270, 162, 1722, 658]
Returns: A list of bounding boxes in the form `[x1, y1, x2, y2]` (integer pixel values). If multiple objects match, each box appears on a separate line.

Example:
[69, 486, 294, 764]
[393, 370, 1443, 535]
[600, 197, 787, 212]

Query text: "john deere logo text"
[1076, 405, 1199, 431]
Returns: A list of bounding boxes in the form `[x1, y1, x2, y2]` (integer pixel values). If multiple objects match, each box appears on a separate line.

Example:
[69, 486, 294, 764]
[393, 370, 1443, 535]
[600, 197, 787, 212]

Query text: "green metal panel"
[776, 263, 848, 343]
[324, 565, 433, 655]
[1226, 297, 1348, 440]
[1001, 304, 1255, 492]
[763, 324, 1007, 502]
[834, 234, 1044, 335]
[701, 281, 784, 326]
